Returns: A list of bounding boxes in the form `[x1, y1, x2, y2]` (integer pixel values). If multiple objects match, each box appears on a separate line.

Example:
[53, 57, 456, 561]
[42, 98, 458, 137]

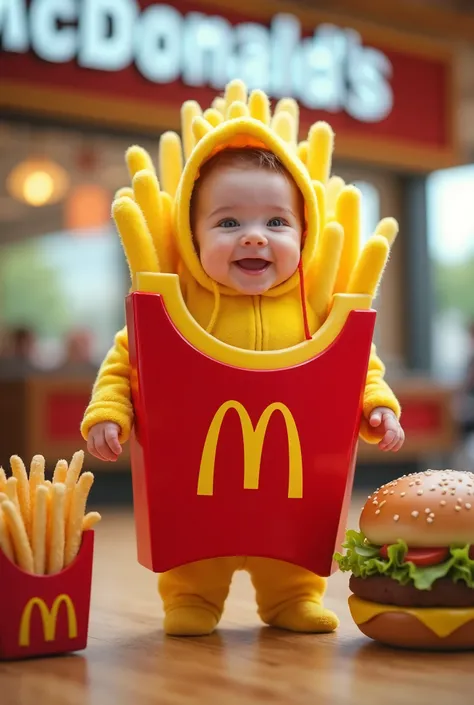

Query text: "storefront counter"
[0, 374, 458, 472]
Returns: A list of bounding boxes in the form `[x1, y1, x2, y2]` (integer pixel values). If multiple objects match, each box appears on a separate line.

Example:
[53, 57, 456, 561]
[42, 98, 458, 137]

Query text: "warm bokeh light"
[22, 171, 55, 206]
[7, 158, 69, 207]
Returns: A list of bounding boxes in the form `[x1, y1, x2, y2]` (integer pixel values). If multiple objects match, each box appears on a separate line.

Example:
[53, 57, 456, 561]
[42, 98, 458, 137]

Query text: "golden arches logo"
[19, 594, 78, 647]
[198, 401, 303, 498]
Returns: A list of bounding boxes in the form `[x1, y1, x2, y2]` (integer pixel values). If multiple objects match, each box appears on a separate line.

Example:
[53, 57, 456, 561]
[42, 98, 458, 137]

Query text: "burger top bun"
[360, 470, 474, 547]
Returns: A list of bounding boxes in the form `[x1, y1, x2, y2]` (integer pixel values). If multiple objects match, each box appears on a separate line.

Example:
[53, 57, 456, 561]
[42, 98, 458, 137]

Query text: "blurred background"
[1, 0, 474, 502]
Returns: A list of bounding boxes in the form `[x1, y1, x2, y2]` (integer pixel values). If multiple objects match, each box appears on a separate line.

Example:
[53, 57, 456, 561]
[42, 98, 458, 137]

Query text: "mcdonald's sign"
[198, 401, 303, 498]
[19, 594, 78, 648]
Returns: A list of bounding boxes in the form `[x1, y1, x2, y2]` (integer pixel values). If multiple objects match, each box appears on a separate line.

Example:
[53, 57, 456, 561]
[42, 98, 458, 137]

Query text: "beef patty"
[349, 574, 474, 607]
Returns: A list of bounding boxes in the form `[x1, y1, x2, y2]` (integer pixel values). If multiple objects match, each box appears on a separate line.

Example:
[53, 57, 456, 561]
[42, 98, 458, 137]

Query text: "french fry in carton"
[0, 451, 100, 661]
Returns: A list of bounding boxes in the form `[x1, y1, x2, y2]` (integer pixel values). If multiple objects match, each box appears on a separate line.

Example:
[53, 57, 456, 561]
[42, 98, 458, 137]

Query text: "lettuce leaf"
[334, 530, 474, 590]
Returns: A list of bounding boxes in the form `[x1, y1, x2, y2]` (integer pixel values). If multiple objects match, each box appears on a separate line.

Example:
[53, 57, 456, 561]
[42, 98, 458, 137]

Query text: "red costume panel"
[127, 292, 375, 576]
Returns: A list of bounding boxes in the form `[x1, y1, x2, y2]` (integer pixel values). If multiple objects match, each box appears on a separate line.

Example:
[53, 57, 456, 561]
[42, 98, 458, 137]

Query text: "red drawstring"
[298, 259, 311, 341]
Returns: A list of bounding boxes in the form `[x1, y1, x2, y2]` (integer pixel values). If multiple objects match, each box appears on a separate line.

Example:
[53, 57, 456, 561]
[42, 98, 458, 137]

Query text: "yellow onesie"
[81, 79, 401, 636]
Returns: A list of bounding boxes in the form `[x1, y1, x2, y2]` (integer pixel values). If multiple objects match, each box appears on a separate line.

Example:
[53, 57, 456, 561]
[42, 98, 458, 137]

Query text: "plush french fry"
[82, 512, 102, 531]
[64, 472, 94, 566]
[132, 160, 178, 275]
[53, 459, 68, 484]
[158, 131, 183, 198]
[125, 144, 155, 180]
[181, 100, 202, 161]
[347, 235, 390, 297]
[334, 186, 361, 294]
[159, 191, 179, 275]
[312, 181, 326, 236]
[132, 170, 163, 258]
[48, 483, 66, 575]
[112, 196, 160, 279]
[115, 186, 134, 201]
[10, 455, 30, 531]
[32, 485, 48, 575]
[309, 222, 344, 322]
[0, 505, 15, 563]
[326, 176, 345, 218]
[0, 492, 8, 504]
[297, 140, 308, 167]
[2, 500, 34, 573]
[375, 216, 399, 247]
[211, 95, 226, 117]
[203, 107, 224, 128]
[307, 122, 334, 184]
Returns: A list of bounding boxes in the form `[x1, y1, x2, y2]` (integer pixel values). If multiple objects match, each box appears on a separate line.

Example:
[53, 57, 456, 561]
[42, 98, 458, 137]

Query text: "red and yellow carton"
[0, 530, 94, 661]
[126, 274, 375, 577]
[0, 451, 99, 661]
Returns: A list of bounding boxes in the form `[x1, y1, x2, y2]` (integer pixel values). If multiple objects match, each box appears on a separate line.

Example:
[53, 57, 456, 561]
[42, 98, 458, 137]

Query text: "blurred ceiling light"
[7, 158, 69, 207]
[23, 171, 54, 206]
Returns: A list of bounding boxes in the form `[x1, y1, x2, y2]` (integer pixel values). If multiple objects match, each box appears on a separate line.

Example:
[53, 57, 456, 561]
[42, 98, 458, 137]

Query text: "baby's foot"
[164, 606, 218, 636]
[268, 601, 339, 633]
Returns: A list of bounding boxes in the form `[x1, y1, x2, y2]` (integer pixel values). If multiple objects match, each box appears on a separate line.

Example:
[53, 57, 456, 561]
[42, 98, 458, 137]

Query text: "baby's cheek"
[275, 239, 301, 277]
[201, 240, 231, 279]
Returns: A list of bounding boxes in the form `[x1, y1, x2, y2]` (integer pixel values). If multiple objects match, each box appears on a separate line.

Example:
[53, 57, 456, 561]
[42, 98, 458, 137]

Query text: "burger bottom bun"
[357, 611, 474, 651]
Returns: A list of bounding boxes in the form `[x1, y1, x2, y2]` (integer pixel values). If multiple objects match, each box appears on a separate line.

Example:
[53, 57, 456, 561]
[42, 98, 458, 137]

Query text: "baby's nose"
[241, 231, 268, 247]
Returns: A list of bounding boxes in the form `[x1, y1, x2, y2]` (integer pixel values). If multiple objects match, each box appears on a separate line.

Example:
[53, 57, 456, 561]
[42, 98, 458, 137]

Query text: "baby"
[84, 146, 404, 636]
[89, 148, 404, 461]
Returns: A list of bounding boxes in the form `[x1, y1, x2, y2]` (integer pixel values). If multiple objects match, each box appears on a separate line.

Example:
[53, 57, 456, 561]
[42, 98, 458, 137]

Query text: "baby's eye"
[267, 217, 287, 227]
[219, 218, 239, 228]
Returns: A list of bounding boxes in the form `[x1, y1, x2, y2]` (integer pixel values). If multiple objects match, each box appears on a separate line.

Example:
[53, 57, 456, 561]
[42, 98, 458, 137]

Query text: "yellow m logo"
[198, 401, 303, 498]
[19, 594, 78, 647]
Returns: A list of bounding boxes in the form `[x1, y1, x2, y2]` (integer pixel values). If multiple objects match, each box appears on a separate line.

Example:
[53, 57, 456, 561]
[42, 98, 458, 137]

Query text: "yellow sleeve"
[359, 344, 401, 444]
[80, 326, 133, 444]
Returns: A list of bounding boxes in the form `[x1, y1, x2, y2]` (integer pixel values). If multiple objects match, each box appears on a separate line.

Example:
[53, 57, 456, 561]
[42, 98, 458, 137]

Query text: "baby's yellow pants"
[158, 556, 339, 636]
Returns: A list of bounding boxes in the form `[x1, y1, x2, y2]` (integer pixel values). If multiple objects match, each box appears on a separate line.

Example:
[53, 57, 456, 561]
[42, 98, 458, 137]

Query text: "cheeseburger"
[335, 469, 474, 650]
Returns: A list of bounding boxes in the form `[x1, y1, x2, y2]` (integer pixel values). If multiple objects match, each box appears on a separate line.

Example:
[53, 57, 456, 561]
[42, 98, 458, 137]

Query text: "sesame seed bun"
[360, 470, 474, 547]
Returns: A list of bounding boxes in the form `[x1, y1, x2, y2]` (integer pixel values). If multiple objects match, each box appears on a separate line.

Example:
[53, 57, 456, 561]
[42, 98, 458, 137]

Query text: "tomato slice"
[469, 546, 474, 560]
[379, 545, 450, 566]
[379, 545, 389, 560]
[404, 547, 450, 566]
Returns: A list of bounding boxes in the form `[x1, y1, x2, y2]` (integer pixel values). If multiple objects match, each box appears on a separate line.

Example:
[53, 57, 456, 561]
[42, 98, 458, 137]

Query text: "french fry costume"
[81, 79, 401, 636]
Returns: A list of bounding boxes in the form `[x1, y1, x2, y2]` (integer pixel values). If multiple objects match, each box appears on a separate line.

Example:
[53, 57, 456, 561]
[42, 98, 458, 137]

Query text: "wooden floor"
[1, 493, 474, 705]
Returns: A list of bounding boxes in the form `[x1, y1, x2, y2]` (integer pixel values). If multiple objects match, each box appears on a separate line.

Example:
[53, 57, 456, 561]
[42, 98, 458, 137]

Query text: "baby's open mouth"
[234, 259, 271, 273]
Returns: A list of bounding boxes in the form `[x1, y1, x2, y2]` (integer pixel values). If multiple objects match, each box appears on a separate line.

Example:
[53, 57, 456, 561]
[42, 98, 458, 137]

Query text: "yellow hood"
[153, 79, 337, 299]
[113, 78, 398, 333]
[171, 86, 320, 297]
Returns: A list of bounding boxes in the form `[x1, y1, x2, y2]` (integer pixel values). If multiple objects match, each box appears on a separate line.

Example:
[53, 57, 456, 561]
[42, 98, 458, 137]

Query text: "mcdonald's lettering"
[198, 401, 303, 498]
[19, 594, 78, 647]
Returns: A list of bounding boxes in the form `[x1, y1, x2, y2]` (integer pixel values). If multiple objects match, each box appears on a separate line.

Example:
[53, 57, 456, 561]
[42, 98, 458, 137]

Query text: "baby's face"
[192, 164, 304, 295]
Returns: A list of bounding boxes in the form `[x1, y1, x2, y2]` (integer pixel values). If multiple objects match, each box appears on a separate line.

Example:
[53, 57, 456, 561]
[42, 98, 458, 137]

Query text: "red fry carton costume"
[81, 79, 400, 636]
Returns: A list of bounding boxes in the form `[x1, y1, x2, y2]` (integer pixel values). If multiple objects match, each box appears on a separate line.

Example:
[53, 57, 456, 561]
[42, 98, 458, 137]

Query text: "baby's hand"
[88, 422, 122, 462]
[369, 407, 405, 452]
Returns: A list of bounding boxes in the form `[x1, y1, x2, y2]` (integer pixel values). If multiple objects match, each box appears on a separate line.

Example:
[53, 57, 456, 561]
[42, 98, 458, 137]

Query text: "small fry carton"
[0, 452, 100, 660]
